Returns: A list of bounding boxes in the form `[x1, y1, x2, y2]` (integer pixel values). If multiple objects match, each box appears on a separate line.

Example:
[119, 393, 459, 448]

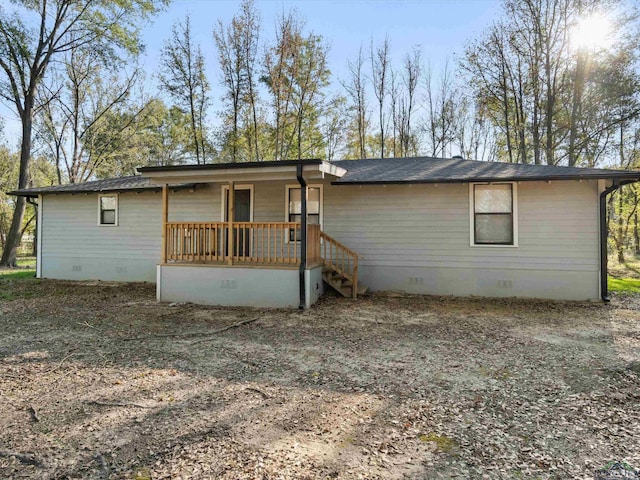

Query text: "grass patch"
[609, 277, 640, 294]
[0, 269, 36, 280]
[418, 433, 458, 453]
[0, 258, 37, 301]
[17, 256, 36, 269]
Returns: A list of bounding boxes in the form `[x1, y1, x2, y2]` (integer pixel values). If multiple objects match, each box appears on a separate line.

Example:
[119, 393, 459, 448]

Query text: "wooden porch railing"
[165, 222, 226, 263]
[165, 221, 323, 266]
[164, 221, 361, 298]
[307, 224, 321, 265]
[319, 231, 360, 299]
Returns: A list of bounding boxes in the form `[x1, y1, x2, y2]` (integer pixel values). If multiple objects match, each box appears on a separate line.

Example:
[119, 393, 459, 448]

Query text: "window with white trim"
[99, 195, 118, 226]
[286, 185, 322, 241]
[471, 183, 516, 245]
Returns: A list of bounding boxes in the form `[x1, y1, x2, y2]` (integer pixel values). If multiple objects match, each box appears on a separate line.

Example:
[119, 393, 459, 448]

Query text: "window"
[471, 183, 517, 246]
[99, 195, 118, 226]
[286, 185, 322, 241]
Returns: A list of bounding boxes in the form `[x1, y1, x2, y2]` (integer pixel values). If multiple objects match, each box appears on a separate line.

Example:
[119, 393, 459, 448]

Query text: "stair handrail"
[319, 231, 361, 299]
[318, 232, 361, 259]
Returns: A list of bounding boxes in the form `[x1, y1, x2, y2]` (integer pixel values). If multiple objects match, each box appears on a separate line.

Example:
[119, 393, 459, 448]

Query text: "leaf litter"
[0, 279, 638, 479]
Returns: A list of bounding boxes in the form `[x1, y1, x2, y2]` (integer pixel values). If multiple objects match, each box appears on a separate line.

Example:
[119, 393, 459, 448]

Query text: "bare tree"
[262, 11, 330, 160]
[0, 0, 163, 267]
[239, 0, 261, 162]
[424, 59, 458, 157]
[37, 47, 143, 183]
[370, 37, 390, 158]
[214, 15, 243, 162]
[342, 45, 369, 159]
[396, 48, 421, 157]
[321, 95, 348, 161]
[214, 0, 261, 162]
[159, 15, 210, 164]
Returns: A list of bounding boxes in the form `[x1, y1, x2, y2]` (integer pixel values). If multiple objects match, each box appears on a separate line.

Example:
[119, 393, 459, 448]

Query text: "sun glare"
[572, 14, 613, 51]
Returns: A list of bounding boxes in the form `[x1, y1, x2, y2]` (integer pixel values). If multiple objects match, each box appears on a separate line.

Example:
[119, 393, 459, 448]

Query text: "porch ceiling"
[138, 160, 346, 184]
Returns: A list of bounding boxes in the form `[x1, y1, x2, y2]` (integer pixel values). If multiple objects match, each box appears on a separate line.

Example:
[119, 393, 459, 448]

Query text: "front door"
[225, 188, 251, 257]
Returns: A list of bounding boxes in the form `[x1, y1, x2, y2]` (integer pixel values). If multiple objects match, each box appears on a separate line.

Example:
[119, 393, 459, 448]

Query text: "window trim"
[220, 184, 254, 222]
[98, 194, 118, 227]
[469, 182, 518, 247]
[285, 184, 323, 242]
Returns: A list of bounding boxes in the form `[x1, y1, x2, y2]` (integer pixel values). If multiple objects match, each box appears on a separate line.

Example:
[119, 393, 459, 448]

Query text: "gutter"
[139, 158, 323, 173]
[297, 164, 307, 310]
[26, 197, 38, 274]
[599, 179, 637, 302]
[7, 184, 200, 197]
[331, 174, 640, 186]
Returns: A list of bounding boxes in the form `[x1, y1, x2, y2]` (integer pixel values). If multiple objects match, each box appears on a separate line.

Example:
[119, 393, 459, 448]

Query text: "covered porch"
[140, 160, 363, 308]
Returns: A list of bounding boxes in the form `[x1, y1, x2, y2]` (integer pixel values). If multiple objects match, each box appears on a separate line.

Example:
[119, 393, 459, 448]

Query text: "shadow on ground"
[0, 279, 639, 479]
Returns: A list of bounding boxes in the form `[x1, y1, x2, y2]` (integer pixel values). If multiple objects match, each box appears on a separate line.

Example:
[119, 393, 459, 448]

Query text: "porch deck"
[157, 179, 362, 303]
[161, 220, 362, 300]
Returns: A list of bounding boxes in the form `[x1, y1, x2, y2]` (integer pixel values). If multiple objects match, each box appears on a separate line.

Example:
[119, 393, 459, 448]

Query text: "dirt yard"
[0, 277, 639, 479]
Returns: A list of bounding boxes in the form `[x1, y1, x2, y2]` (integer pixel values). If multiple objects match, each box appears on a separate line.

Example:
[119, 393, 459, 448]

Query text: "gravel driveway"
[0, 278, 638, 479]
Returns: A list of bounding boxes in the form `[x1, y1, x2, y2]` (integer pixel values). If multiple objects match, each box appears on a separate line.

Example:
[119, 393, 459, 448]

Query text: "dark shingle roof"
[8, 157, 640, 197]
[8, 175, 197, 197]
[332, 157, 640, 184]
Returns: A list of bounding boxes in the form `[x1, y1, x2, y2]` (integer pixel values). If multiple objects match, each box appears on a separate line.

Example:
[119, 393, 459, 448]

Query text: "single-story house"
[9, 156, 640, 308]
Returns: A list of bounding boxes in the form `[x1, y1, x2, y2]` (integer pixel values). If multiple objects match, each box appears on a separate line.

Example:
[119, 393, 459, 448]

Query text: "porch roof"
[138, 159, 346, 184]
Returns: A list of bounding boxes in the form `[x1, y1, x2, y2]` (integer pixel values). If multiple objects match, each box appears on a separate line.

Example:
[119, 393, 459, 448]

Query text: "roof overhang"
[7, 183, 199, 198]
[138, 159, 347, 184]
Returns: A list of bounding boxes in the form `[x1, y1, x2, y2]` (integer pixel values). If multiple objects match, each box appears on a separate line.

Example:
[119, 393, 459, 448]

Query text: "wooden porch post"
[161, 183, 168, 263]
[227, 181, 234, 265]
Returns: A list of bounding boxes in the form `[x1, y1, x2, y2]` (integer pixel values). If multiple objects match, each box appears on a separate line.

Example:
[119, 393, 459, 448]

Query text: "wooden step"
[322, 271, 368, 299]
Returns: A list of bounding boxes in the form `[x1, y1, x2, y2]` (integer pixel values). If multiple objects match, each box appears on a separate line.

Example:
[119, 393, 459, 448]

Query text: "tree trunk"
[32, 206, 38, 258]
[544, 39, 553, 164]
[617, 190, 625, 264]
[1, 105, 33, 267]
[634, 191, 640, 255]
[248, 82, 260, 161]
[568, 52, 585, 167]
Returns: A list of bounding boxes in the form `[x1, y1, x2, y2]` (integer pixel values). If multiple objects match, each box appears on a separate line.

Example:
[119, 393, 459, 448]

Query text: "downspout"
[600, 180, 621, 303]
[297, 164, 307, 309]
[26, 197, 38, 278]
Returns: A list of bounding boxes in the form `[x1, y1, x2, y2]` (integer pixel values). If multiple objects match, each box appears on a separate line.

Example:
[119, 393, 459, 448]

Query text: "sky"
[142, 0, 500, 90]
[0, 0, 501, 146]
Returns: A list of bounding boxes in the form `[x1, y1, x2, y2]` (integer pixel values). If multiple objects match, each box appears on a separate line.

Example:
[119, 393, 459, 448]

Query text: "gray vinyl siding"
[322, 180, 601, 300]
[40, 186, 220, 282]
[39, 178, 602, 300]
[167, 184, 220, 222]
[41, 192, 161, 281]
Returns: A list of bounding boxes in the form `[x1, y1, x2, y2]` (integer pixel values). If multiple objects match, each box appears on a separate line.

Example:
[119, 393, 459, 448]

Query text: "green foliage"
[135, 99, 193, 166]
[261, 11, 331, 160]
[0, 147, 55, 252]
[461, 0, 640, 167]
[0, 0, 166, 267]
[213, 0, 263, 162]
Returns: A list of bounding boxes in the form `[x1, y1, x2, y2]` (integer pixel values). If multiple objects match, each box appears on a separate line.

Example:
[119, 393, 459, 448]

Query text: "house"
[9, 156, 640, 308]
